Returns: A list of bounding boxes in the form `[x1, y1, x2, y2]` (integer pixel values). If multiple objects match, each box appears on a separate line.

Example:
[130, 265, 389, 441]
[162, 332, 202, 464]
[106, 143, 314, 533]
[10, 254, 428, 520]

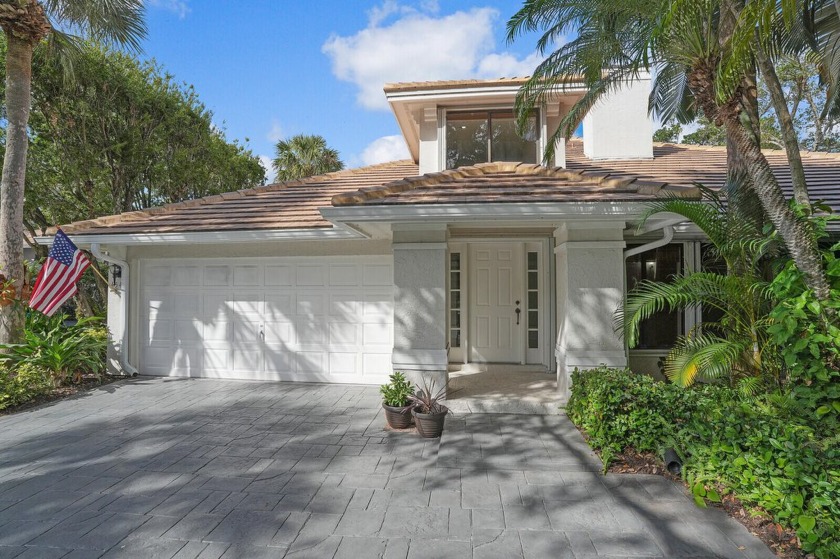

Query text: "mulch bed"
[607, 448, 808, 559]
[0, 374, 121, 416]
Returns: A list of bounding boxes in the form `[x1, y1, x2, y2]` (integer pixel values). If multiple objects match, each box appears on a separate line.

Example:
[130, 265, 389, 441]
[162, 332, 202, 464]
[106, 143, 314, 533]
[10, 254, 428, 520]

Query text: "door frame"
[447, 237, 552, 368]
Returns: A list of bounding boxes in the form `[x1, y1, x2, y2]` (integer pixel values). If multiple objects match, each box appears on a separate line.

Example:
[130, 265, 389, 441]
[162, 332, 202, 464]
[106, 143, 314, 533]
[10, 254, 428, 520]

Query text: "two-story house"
[48, 76, 840, 397]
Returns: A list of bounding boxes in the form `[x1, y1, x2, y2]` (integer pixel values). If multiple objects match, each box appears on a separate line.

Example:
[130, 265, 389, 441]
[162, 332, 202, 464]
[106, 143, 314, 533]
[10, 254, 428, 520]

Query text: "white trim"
[392, 242, 448, 250]
[322, 202, 650, 223]
[554, 240, 627, 252]
[35, 227, 361, 247]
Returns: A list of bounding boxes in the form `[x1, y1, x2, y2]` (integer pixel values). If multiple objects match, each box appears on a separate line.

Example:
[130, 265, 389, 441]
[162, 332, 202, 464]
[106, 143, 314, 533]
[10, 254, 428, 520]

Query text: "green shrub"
[567, 367, 840, 558]
[0, 313, 108, 387]
[380, 372, 413, 407]
[0, 363, 52, 410]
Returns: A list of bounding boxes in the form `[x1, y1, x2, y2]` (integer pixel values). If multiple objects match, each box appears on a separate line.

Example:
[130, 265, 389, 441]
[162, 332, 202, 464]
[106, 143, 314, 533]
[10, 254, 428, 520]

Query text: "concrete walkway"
[0, 378, 775, 558]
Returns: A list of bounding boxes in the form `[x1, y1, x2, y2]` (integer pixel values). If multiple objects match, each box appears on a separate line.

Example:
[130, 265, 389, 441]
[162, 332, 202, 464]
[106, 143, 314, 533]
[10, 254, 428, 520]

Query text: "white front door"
[469, 243, 523, 363]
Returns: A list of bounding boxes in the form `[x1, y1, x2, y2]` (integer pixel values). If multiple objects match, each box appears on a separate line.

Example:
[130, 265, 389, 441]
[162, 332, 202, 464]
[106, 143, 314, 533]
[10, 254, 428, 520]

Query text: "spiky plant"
[618, 190, 782, 390]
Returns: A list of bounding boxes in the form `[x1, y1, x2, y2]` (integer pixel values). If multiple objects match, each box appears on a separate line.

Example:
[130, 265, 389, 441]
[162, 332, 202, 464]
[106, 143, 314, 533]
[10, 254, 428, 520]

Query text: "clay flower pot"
[412, 406, 448, 438]
[382, 403, 413, 429]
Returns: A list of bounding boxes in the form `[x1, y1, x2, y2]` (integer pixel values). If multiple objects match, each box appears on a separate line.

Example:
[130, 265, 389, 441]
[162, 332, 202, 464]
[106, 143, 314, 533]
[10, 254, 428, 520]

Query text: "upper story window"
[445, 109, 540, 169]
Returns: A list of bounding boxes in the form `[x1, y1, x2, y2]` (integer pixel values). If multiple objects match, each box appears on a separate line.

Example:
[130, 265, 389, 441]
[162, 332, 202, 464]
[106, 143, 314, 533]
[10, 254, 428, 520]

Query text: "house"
[44, 75, 840, 397]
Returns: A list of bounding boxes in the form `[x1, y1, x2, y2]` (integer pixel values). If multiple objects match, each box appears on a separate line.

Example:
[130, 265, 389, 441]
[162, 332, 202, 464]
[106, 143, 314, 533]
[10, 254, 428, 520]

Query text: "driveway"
[0, 378, 775, 559]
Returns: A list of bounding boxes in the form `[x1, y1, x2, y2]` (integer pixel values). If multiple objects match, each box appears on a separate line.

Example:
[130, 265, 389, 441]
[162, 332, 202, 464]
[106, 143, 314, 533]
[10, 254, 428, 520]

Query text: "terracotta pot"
[412, 406, 448, 438]
[382, 403, 413, 429]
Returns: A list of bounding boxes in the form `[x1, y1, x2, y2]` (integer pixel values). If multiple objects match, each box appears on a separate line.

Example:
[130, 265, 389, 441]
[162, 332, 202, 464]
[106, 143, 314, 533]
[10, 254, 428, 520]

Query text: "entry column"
[554, 223, 627, 397]
[391, 224, 449, 390]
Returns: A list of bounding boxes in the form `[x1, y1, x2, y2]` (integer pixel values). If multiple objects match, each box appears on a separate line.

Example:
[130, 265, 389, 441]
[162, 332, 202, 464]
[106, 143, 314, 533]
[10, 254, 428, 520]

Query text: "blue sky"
[142, 1, 545, 181]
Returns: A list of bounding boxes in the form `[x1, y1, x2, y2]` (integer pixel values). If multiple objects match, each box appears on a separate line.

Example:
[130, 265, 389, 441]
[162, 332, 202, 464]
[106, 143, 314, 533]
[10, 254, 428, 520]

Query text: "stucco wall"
[582, 74, 654, 160]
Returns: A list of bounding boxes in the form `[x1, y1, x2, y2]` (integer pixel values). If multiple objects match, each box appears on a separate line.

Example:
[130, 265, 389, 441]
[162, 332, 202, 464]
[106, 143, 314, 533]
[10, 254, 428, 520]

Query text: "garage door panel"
[296, 293, 325, 317]
[329, 322, 359, 345]
[265, 294, 293, 320]
[172, 266, 201, 286]
[265, 265, 292, 286]
[141, 257, 393, 384]
[204, 266, 231, 286]
[329, 264, 359, 286]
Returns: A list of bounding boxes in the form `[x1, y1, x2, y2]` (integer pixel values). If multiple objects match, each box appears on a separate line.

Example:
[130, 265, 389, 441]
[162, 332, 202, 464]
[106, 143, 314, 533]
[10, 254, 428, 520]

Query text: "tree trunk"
[755, 42, 810, 207]
[0, 35, 34, 345]
[725, 118, 829, 299]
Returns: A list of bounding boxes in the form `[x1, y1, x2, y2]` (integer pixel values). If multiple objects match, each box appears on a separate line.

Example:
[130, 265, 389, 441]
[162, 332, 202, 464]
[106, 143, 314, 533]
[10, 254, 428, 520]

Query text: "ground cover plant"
[0, 311, 108, 410]
[567, 367, 840, 558]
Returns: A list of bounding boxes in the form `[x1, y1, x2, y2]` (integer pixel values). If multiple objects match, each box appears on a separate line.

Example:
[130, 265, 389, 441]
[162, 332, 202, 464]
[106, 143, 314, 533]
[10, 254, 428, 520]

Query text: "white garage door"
[139, 256, 394, 384]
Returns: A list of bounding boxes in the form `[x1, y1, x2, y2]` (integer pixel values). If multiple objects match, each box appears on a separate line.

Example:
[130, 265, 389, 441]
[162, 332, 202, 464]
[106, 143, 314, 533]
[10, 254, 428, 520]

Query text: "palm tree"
[619, 191, 780, 391]
[272, 134, 344, 181]
[0, 1, 146, 344]
[507, 0, 831, 300]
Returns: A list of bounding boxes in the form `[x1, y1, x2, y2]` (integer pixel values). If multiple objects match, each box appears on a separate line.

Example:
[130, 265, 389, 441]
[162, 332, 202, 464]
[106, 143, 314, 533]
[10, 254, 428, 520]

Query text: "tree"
[507, 0, 831, 300]
[0, 1, 146, 344]
[272, 134, 344, 181]
[0, 37, 265, 246]
[653, 122, 682, 142]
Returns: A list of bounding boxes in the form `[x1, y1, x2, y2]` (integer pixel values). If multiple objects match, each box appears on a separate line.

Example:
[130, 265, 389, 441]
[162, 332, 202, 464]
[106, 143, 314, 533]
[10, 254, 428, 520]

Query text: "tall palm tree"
[0, 1, 146, 344]
[507, 0, 831, 300]
[272, 134, 344, 181]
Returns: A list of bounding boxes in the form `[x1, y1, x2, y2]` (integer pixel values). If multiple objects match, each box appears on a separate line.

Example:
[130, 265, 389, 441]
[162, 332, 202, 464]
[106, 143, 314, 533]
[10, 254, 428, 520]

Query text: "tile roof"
[566, 140, 840, 207]
[331, 161, 699, 206]
[58, 139, 840, 237]
[59, 161, 419, 235]
[384, 77, 532, 93]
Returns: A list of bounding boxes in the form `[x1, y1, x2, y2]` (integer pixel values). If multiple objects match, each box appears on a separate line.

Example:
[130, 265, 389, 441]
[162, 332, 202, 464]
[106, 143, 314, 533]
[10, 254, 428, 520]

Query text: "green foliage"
[0, 36, 265, 236]
[273, 134, 344, 181]
[620, 191, 779, 388]
[653, 122, 682, 142]
[767, 243, 840, 433]
[0, 312, 107, 387]
[681, 116, 726, 146]
[0, 363, 52, 410]
[380, 372, 413, 407]
[568, 367, 840, 558]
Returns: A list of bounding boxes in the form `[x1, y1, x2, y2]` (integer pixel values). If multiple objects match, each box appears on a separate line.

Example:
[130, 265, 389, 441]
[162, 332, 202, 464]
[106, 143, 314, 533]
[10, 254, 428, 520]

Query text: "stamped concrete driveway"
[0, 378, 775, 559]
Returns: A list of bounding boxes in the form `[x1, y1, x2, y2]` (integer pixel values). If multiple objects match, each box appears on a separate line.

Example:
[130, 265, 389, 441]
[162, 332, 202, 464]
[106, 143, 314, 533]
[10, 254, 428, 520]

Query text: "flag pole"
[83, 252, 120, 294]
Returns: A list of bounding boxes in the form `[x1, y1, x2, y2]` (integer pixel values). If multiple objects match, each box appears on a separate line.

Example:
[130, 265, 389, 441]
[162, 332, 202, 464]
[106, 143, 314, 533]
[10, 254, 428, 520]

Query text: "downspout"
[622, 219, 680, 361]
[90, 243, 138, 376]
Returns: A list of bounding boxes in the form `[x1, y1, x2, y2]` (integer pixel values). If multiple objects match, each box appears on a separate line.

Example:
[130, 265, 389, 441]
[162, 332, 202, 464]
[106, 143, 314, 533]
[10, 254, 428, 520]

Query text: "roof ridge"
[57, 159, 417, 235]
[331, 161, 698, 207]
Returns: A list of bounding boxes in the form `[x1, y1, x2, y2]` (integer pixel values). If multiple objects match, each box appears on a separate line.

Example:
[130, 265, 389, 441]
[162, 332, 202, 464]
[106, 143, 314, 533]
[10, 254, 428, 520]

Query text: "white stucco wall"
[582, 74, 654, 160]
[391, 226, 448, 390]
[554, 223, 628, 396]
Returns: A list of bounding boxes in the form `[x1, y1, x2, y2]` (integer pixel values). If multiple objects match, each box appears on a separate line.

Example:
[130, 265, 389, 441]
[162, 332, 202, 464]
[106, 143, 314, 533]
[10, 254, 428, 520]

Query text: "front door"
[469, 243, 523, 363]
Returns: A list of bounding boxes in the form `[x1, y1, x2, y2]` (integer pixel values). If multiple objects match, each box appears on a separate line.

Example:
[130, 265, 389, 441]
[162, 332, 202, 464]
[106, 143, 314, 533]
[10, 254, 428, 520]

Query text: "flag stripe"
[29, 230, 91, 316]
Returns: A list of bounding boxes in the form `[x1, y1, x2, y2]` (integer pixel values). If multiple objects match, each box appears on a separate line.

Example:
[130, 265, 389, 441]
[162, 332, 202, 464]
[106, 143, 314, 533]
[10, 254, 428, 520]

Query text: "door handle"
[515, 305, 521, 325]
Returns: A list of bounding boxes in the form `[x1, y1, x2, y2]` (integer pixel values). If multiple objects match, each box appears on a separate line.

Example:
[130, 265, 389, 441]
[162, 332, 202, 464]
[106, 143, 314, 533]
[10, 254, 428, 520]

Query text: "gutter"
[622, 215, 685, 359]
[90, 243, 138, 377]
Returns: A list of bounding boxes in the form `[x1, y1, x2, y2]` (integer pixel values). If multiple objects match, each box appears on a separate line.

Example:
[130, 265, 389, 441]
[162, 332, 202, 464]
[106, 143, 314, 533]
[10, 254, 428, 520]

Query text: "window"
[449, 252, 462, 348]
[527, 251, 539, 349]
[625, 244, 684, 349]
[445, 109, 539, 169]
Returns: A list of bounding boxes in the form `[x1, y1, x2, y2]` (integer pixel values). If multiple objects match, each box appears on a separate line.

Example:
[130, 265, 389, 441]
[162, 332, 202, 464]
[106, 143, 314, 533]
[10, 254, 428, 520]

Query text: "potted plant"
[409, 377, 449, 438]
[380, 372, 414, 429]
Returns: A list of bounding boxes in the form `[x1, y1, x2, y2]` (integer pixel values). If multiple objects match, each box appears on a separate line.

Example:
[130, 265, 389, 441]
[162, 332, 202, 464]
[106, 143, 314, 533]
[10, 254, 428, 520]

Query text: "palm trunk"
[0, 34, 34, 345]
[725, 118, 829, 299]
[755, 43, 810, 207]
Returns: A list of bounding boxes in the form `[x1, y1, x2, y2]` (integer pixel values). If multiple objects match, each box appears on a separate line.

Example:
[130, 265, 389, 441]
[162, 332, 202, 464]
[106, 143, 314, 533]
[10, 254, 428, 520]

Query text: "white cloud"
[146, 0, 190, 19]
[266, 120, 284, 143]
[259, 155, 276, 184]
[361, 135, 411, 165]
[323, 3, 543, 110]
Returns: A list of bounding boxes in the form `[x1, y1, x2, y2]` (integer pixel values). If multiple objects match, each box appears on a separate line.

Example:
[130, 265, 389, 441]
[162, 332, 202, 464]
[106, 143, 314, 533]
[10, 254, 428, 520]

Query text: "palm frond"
[43, 0, 147, 52]
[664, 333, 747, 386]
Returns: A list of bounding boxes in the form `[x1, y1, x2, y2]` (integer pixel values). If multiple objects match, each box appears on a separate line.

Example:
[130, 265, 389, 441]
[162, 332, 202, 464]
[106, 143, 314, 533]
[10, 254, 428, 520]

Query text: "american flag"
[29, 229, 91, 316]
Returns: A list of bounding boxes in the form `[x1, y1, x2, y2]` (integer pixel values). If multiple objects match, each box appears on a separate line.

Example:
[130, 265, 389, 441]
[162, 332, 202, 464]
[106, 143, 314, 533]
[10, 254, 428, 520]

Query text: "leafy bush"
[380, 372, 413, 407]
[567, 367, 840, 558]
[0, 363, 52, 410]
[0, 312, 107, 387]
